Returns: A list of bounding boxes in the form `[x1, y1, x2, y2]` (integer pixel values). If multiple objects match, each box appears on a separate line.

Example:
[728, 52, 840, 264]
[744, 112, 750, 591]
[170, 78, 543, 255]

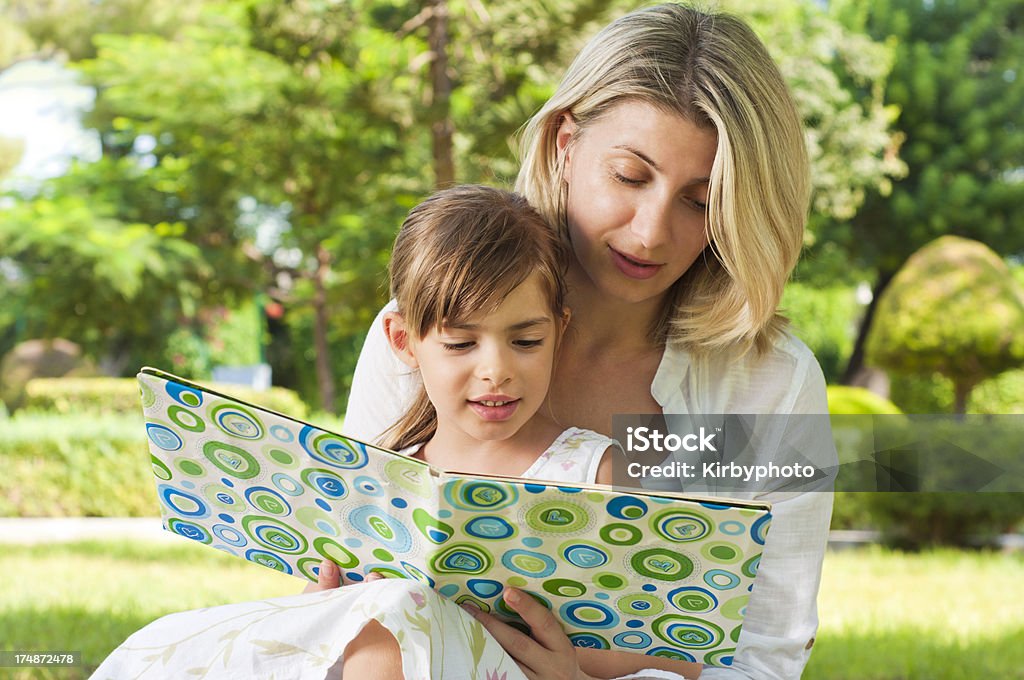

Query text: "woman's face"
[558, 100, 717, 307]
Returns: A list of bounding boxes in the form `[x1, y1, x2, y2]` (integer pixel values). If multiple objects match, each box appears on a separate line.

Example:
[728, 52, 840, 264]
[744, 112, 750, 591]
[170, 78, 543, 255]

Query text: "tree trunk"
[428, 0, 454, 188]
[842, 268, 897, 386]
[312, 244, 337, 413]
[952, 380, 972, 417]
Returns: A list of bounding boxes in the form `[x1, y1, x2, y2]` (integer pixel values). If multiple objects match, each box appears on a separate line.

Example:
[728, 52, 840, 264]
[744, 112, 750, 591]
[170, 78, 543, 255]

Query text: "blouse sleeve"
[342, 300, 420, 444]
[699, 344, 835, 680]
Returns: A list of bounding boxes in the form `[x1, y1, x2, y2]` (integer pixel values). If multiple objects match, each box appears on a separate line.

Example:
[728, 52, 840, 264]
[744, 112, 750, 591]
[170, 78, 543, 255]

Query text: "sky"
[0, 59, 100, 187]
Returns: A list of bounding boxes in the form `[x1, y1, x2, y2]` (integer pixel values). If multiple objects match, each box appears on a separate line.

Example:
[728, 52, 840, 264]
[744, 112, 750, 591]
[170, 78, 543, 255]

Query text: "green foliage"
[783, 284, 860, 383]
[867, 236, 1024, 412]
[827, 0, 1024, 273]
[0, 413, 153, 516]
[866, 493, 1024, 550]
[22, 377, 308, 420]
[827, 386, 902, 415]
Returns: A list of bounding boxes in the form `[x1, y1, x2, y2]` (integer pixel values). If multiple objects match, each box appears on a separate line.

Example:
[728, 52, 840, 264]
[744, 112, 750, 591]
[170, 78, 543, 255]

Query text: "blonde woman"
[338, 4, 834, 679]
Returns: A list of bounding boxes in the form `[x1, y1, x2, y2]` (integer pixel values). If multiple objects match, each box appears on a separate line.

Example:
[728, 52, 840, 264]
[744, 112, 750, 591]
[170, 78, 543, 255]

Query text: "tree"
[867, 236, 1024, 414]
[831, 0, 1024, 385]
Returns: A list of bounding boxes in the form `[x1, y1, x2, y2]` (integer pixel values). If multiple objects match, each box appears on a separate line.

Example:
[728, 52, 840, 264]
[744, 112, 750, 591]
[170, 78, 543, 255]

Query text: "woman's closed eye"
[513, 338, 545, 349]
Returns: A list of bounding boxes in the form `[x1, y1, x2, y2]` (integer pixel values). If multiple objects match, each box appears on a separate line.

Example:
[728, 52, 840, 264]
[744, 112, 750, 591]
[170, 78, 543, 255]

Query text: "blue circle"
[522, 537, 543, 548]
[315, 498, 332, 512]
[467, 579, 504, 598]
[391, 498, 408, 509]
[626, 620, 644, 629]
[501, 550, 556, 578]
[221, 478, 235, 488]
[354, 475, 384, 497]
[465, 516, 516, 540]
[348, 505, 413, 553]
[166, 381, 203, 407]
[557, 486, 582, 494]
[146, 424, 183, 451]
[218, 513, 235, 523]
[719, 521, 745, 536]
[346, 572, 364, 582]
[270, 424, 295, 442]
[606, 496, 649, 520]
[525, 484, 546, 494]
[271, 473, 304, 497]
[158, 485, 210, 519]
[439, 584, 460, 597]
[751, 515, 771, 545]
[704, 569, 741, 590]
[563, 544, 609, 569]
[595, 592, 610, 600]
[642, 584, 657, 592]
[213, 524, 247, 547]
[560, 601, 619, 629]
[344, 538, 363, 548]
[614, 631, 652, 649]
[180, 480, 195, 490]
[568, 633, 609, 649]
[438, 510, 453, 519]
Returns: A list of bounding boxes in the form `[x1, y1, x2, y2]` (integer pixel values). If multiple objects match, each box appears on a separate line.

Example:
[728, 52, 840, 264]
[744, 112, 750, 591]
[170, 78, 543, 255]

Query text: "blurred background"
[0, 0, 1022, 677]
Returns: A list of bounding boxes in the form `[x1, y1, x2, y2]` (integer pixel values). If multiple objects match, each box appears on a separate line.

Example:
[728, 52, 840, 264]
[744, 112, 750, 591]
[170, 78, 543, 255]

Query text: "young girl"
[93, 185, 688, 680]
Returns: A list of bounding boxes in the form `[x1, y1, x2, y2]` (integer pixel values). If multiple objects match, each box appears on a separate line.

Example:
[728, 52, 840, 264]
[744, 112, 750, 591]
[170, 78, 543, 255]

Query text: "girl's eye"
[513, 339, 545, 349]
[442, 341, 474, 351]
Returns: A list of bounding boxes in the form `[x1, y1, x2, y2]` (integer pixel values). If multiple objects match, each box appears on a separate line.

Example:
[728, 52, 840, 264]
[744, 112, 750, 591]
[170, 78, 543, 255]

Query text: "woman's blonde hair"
[516, 3, 809, 354]
[381, 185, 567, 451]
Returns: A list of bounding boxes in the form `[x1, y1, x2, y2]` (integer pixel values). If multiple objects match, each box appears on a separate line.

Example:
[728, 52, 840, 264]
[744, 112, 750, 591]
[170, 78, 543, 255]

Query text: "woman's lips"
[609, 247, 662, 280]
[467, 398, 520, 421]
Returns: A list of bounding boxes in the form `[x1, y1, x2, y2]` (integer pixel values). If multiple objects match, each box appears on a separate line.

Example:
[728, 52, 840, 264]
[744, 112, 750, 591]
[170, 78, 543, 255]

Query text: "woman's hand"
[301, 559, 383, 593]
[463, 587, 596, 680]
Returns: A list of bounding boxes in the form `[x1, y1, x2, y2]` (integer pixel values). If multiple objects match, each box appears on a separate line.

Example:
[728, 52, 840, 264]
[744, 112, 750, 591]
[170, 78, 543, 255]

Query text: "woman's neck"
[418, 412, 564, 477]
[563, 264, 664, 358]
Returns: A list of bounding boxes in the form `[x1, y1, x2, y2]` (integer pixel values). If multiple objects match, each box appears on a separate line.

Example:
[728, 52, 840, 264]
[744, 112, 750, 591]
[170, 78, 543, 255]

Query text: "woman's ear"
[560, 306, 572, 333]
[383, 312, 418, 369]
[555, 112, 577, 178]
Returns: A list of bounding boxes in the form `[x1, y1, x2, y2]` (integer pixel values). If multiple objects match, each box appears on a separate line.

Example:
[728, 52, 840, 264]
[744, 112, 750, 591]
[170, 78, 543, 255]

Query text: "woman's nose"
[630, 194, 674, 250]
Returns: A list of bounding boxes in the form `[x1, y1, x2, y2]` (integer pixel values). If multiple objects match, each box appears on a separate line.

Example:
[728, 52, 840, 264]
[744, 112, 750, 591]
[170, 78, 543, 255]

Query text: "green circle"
[373, 548, 394, 562]
[524, 501, 590, 534]
[542, 578, 587, 598]
[742, 555, 760, 578]
[177, 459, 204, 477]
[599, 523, 642, 546]
[269, 448, 294, 465]
[313, 537, 359, 569]
[151, 455, 172, 481]
[507, 576, 528, 588]
[203, 441, 260, 479]
[670, 591, 714, 613]
[652, 615, 724, 649]
[629, 548, 695, 581]
[241, 515, 308, 554]
[204, 484, 244, 511]
[587, 492, 605, 502]
[596, 573, 626, 590]
[721, 595, 749, 621]
[650, 509, 712, 543]
[168, 405, 206, 433]
[139, 381, 156, 408]
[702, 542, 742, 565]
[615, 593, 664, 617]
[622, 505, 645, 519]
[250, 490, 287, 516]
[731, 625, 743, 643]
[295, 507, 341, 535]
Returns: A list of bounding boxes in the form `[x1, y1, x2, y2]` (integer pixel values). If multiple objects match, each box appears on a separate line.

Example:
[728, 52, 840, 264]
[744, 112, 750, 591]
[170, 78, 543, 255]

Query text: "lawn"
[1, 541, 1022, 679]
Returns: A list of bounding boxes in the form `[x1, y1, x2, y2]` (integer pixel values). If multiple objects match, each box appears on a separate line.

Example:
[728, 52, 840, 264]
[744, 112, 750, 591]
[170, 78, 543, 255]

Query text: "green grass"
[806, 547, 1024, 679]
[1, 542, 1022, 679]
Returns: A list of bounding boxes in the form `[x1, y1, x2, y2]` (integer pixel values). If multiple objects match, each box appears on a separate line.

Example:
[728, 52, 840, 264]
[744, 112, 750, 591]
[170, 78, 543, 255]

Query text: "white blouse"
[345, 301, 835, 680]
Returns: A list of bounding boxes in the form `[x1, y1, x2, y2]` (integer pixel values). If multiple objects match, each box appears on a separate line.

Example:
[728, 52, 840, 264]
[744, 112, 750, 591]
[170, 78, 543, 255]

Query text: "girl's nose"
[476, 345, 513, 386]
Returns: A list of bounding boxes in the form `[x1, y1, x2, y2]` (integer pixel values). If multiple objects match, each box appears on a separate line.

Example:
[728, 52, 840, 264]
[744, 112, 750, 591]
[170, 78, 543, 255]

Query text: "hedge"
[23, 377, 309, 420]
[0, 414, 156, 517]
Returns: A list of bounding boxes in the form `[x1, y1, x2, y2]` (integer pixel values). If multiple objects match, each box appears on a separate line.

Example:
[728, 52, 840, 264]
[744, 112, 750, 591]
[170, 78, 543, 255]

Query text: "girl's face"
[558, 99, 717, 308]
[393, 272, 561, 446]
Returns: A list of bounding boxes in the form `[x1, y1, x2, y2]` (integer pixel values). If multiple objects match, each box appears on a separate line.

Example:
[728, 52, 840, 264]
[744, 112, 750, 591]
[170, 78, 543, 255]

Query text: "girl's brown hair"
[381, 185, 566, 451]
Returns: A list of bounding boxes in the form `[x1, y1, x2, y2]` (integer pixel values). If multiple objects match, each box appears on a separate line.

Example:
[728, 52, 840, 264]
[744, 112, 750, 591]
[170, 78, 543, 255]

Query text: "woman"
[338, 4, 833, 679]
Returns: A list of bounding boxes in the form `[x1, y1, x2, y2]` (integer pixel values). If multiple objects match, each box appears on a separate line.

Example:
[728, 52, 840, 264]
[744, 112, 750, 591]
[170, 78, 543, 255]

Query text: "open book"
[138, 367, 771, 667]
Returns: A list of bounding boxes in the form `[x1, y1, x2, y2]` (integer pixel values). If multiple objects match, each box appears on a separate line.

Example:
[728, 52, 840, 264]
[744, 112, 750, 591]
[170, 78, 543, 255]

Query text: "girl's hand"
[301, 559, 384, 593]
[463, 587, 596, 680]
